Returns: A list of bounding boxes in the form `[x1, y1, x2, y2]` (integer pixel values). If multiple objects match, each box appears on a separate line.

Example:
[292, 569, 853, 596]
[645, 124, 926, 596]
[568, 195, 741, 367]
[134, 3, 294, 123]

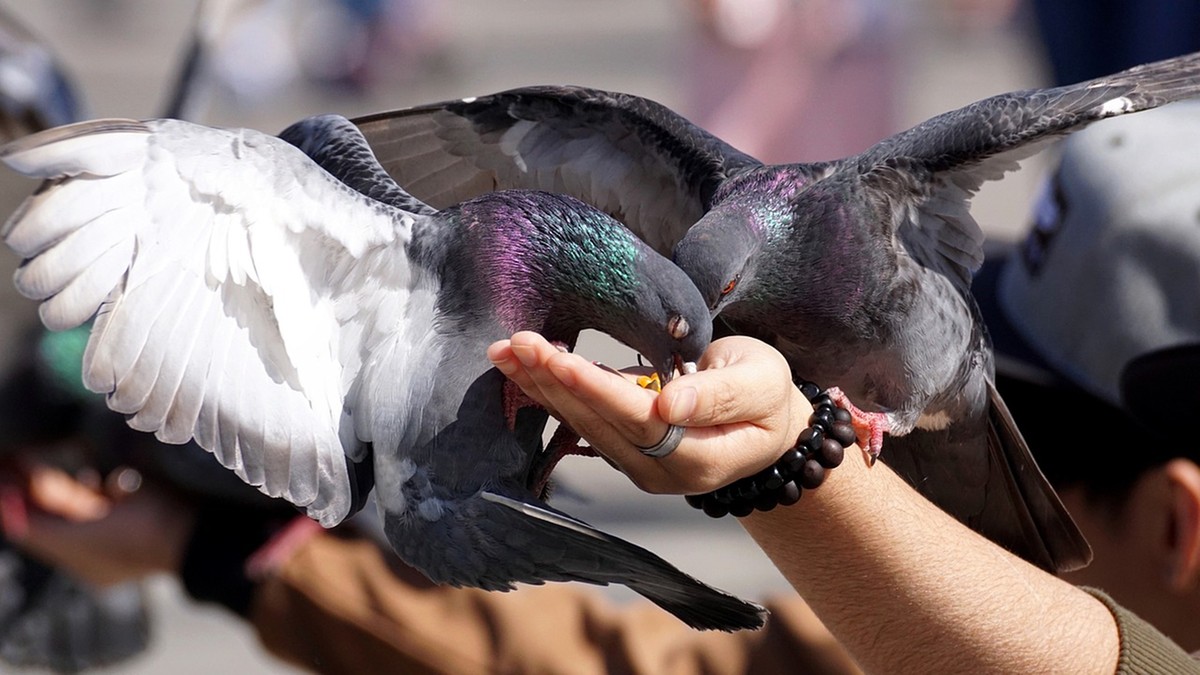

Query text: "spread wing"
[353, 85, 763, 255]
[856, 49, 1200, 287]
[1, 118, 427, 526]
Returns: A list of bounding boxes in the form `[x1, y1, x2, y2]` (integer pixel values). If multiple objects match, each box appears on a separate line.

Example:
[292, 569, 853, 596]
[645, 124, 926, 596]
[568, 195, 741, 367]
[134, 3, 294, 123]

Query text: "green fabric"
[1082, 587, 1200, 674]
[36, 325, 92, 400]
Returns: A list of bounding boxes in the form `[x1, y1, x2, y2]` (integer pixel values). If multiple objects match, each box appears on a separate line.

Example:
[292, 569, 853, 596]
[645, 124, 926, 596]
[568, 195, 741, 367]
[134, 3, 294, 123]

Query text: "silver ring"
[635, 424, 685, 458]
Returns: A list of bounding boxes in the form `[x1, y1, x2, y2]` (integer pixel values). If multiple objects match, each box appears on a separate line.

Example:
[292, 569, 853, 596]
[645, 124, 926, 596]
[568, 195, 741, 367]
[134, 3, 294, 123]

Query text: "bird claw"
[825, 387, 889, 461]
[529, 425, 595, 499]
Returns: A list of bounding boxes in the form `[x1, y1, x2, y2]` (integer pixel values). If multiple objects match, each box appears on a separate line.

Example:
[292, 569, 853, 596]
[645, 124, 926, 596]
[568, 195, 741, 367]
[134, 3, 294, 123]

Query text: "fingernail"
[491, 355, 517, 375]
[666, 386, 697, 423]
[512, 343, 537, 367]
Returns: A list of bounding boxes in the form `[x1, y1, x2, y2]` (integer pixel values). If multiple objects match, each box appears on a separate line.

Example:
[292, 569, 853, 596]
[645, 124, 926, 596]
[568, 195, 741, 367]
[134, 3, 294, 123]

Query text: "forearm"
[740, 452, 1120, 675]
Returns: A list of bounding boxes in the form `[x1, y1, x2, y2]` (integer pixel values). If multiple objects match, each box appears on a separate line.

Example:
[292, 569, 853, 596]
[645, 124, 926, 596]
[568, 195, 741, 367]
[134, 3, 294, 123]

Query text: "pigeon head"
[672, 203, 766, 317]
[627, 249, 712, 381]
[465, 191, 711, 380]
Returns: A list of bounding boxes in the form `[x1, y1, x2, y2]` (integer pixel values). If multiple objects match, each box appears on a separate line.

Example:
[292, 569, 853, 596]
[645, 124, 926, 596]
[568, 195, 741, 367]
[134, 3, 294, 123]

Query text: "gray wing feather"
[859, 50, 1200, 286]
[353, 85, 763, 255]
[1, 118, 422, 527]
[882, 382, 1092, 573]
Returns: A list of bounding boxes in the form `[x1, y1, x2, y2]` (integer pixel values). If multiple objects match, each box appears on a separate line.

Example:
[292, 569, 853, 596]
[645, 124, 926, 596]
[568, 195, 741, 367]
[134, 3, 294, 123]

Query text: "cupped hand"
[487, 332, 811, 495]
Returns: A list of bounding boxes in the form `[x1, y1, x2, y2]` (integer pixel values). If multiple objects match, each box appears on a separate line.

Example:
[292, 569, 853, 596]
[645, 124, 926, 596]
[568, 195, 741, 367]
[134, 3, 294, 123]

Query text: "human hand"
[487, 331, 813, 495]
[0, 456, 193, 587]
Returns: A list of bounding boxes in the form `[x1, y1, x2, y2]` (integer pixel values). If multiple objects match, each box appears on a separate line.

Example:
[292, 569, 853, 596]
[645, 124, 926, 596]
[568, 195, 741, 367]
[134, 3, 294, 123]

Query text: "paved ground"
[1, 1, 1052, 672]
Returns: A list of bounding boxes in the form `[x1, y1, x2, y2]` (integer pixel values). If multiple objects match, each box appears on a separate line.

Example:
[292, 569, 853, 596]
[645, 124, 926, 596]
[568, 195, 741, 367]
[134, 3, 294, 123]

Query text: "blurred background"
[0, 0, 1061, 672]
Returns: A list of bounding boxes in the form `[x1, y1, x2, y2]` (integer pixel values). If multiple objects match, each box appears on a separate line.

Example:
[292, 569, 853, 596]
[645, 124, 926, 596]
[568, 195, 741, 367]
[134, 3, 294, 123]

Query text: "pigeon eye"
[720, 277, 739, 296]
[667, 314, 690, 340]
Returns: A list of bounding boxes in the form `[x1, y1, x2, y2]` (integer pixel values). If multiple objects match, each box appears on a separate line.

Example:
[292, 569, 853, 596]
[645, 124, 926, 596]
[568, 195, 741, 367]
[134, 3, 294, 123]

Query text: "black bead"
[778, 481, 802, 506]
[808, 408, 835, 432]
[798, 381, 821, 401]
[817, 438, 845, 468]
[712, 487, 734, 505]
[729, 500, 755, 518]
[734, 479, 760, 502]
[830, 421, 857, 448]
[761, 466, 786, 491]
[753, 491, 779, 512]
[797, 426, 824, 454]
[684, 494, 706, 510]
[702, 496, 730, 518]
[800, 459, 826, 489]
[833, 407, 853, 423]
[810, 394, 835, 411]
[779, 448, 806, 475]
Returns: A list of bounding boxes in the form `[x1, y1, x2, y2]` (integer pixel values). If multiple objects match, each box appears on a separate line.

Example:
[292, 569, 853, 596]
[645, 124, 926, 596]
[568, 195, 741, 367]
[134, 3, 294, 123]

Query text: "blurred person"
[973, 100, 1200, 652]
[680, 0, 903, 163]
[1028, 0, 1200, 85]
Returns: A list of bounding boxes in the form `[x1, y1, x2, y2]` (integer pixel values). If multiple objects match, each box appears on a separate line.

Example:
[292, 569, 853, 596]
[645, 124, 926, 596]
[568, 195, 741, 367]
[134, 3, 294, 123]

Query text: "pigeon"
[0, 113, 767, 631]
[348, 50, 1200, 573]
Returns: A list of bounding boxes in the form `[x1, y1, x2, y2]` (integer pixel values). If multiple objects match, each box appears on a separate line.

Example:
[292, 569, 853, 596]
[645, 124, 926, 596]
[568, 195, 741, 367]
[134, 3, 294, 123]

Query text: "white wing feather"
[1, 118, 425, 526]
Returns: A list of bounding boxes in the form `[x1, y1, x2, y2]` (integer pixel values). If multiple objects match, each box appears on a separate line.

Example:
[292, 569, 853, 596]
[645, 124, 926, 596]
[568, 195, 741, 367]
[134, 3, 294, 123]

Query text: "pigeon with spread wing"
[0, 114, 765, 631]
[350, 51, 1200, 573]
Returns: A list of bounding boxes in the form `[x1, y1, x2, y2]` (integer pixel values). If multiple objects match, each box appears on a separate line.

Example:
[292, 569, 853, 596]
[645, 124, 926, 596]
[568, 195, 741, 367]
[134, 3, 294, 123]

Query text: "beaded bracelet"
[684, 379, 855, 518]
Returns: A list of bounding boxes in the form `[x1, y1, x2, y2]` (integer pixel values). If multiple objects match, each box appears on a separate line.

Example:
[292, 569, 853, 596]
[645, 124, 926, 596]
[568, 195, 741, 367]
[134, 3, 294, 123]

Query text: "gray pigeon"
[0, 113, 767, 631]
[349, 50, 1200, 573]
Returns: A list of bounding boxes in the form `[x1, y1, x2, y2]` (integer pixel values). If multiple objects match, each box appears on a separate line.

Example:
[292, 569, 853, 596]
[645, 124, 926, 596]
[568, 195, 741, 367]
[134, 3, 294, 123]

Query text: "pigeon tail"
[477, 492, 767, 631]
[878, 382, 1091, 573]
[978, 384, 1093, 573]
[386, 489, 765, 631]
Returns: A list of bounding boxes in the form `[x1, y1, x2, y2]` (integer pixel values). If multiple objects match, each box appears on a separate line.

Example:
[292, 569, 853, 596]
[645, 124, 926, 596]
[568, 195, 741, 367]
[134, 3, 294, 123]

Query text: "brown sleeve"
[249, 530, 860, 675]
[1082, 588, 1200, 675]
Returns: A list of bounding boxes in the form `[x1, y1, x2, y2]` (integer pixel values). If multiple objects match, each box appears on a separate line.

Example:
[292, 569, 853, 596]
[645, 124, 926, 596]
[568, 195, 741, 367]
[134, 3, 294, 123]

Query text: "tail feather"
[981, 383, 1093, 572]
[480, 492, 766, 631]
[882, 382, 1092, 573]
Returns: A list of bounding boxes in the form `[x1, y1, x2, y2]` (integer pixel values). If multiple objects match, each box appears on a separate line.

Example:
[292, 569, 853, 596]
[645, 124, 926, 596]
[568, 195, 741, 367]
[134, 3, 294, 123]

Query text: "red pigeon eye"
[721, 278, 738, 296]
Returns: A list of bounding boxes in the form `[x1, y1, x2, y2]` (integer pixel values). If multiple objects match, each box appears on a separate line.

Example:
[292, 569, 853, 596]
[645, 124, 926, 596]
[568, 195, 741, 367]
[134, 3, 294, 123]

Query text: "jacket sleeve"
[1082, 588, 1200, 675]
[248, 528, 861, 675]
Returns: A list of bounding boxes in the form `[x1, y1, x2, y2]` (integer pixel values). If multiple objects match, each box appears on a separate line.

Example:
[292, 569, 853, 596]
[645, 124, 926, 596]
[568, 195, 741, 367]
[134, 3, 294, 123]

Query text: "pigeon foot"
[529, 424, 595, 499]
[502, 378, 595, 498]
[825, 387, 888, 461]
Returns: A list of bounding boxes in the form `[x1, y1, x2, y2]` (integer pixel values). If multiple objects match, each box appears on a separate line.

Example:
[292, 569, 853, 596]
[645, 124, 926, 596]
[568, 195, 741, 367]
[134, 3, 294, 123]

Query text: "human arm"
[487, 331, 1126, 674]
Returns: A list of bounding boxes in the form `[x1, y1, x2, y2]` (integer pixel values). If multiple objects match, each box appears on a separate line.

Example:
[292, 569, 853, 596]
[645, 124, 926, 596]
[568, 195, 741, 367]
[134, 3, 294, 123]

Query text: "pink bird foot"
[826, 387, 889, 462]
[501, 371, 595, 499]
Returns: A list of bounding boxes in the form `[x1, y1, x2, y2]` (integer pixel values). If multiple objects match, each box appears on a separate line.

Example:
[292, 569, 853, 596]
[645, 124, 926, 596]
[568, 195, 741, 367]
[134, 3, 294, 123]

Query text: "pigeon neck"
[459, 192, 643, 338]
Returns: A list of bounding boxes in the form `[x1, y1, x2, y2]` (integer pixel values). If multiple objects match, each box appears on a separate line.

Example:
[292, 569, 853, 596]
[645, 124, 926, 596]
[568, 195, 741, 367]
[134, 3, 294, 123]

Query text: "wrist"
[686, 380, 855, 517]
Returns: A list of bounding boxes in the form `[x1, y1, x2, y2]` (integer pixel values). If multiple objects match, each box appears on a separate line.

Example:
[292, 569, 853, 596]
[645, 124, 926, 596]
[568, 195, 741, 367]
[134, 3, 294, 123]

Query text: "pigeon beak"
[660, 353, 695, 384]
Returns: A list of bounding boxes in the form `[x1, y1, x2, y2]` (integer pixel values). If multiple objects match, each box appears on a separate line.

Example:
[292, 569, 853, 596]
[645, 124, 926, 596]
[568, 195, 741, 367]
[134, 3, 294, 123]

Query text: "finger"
[508, 333, 661, 454]
[658, 335, 794, 428]
[488, 339, 551, 410]
[25, 464, 111, 522]
[541, 350, 661, 445]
